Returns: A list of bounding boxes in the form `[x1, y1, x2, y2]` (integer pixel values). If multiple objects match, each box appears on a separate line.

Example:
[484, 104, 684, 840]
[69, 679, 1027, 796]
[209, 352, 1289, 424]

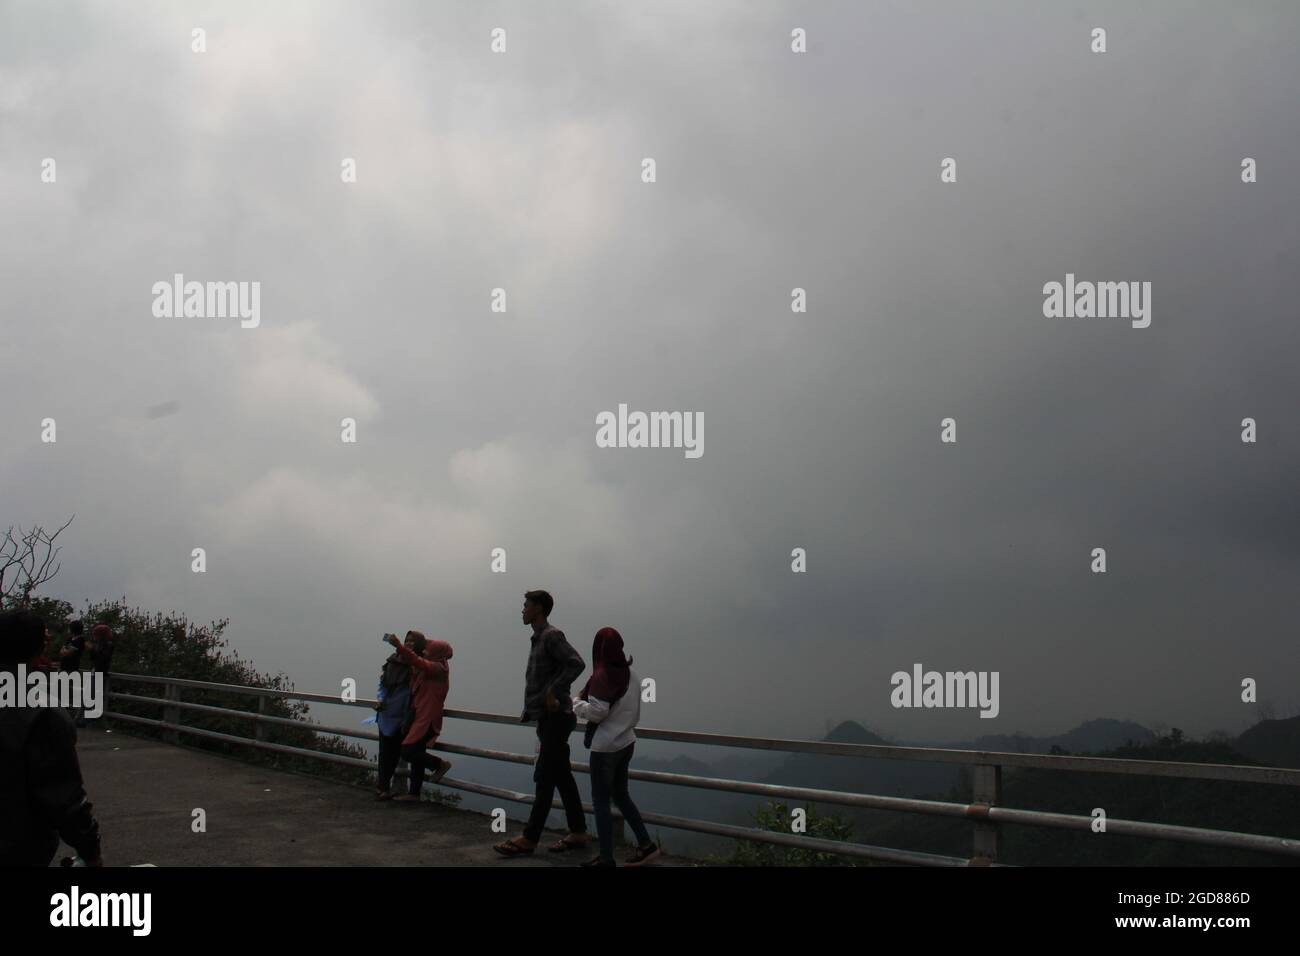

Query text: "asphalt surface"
[62, 727, 680, 867]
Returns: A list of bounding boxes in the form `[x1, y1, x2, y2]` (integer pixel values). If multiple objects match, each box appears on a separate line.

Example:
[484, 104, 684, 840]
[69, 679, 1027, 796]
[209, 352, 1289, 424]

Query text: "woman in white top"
[572, 627, 660, 867]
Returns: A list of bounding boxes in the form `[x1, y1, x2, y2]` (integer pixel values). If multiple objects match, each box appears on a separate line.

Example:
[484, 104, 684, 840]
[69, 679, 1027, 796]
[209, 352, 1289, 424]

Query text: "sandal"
[493, 838, 535, 857]
[547, 834, 589, 853]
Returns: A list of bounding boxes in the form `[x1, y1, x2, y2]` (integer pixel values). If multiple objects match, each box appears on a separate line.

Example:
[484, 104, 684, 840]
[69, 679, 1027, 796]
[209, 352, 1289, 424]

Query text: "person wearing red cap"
[384, 632, 453, 801]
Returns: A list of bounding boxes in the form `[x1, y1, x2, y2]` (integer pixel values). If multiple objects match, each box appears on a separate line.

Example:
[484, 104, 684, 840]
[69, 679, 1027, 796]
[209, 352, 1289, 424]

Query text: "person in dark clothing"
[85, 623, 114, 722]
[372, 632, 419, 799]
[58, 620, 86, 673]
[59, 620, 88, 726]
[87, 623, 114, 674]
[0, 609, 103, 867]
[494, 590, 588, 857]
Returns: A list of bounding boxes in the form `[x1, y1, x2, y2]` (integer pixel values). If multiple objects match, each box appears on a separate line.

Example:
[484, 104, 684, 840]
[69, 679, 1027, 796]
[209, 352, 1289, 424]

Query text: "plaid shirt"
[521, 624, 586, 720]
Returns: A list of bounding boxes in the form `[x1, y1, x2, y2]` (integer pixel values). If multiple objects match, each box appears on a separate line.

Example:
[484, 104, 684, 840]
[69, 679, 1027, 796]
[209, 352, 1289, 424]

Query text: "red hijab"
[579, 627, 632, 703]
[424, 639, 453, 662]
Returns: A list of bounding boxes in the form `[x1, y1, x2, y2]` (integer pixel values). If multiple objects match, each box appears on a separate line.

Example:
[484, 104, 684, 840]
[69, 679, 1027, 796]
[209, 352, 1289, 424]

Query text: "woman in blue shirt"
[372, 632, 422, 799]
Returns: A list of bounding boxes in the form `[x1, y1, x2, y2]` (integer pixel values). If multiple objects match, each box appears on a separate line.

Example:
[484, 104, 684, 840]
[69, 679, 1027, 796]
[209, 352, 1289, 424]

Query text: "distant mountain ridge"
[941, 717, 1157, 755]
[1235, 715, 1300, 768]
[617, 716, 1299, 860]
[761, 717, 1159, 799]
[640, 718, 1163, 803]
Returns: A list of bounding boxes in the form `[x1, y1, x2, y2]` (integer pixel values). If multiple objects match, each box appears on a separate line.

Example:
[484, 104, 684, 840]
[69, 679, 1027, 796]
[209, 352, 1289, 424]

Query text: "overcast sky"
[2, 0, 1297, 745]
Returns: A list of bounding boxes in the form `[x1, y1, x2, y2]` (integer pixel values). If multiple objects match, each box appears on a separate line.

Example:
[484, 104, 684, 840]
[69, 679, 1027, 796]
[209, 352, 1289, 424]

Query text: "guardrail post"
[256, 696, 268, 742]
[163, 683, 181, 745]
[971, 763, 1001, 864]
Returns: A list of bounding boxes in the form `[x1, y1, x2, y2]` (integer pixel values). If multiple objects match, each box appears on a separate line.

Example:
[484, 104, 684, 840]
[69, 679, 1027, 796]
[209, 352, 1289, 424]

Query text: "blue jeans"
[589, 743, 651, 862]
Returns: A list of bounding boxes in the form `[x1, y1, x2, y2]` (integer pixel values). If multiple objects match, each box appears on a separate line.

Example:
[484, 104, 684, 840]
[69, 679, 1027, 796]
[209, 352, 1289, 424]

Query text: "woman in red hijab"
[385, 631, 454, 801]
[572, 627, 660, 867]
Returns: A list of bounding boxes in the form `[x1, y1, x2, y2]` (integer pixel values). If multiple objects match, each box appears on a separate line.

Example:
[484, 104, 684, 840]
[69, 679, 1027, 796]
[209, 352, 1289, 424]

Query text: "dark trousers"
[523, 711, 587, 842]
[590, 743, 651, 861]
[59, 665, 83, 724]
[401, 727, 437, 796]
[87, 670, 109, 721]
[376, 731, 402, 791]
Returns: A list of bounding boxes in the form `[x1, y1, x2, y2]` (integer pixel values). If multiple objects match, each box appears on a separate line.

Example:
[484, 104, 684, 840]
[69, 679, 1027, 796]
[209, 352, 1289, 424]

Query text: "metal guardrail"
[103, 673, 1300, 865]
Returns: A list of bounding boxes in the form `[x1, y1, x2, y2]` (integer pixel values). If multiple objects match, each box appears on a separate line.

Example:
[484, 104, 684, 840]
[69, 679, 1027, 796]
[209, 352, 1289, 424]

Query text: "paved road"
[63, 727, 679, 867]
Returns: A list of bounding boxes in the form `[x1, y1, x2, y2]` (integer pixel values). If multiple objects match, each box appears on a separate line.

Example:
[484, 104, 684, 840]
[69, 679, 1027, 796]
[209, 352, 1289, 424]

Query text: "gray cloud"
[2, 0, 1298, 745]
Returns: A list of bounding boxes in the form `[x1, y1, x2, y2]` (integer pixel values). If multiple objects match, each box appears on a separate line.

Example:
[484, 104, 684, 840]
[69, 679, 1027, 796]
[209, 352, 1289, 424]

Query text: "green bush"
[721, 801, 866, 866]
[26, 594, 375, 787]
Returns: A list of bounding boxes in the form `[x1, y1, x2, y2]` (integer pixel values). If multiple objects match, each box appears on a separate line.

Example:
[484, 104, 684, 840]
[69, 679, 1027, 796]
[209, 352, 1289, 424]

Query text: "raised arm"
[392, 638, 448, 677]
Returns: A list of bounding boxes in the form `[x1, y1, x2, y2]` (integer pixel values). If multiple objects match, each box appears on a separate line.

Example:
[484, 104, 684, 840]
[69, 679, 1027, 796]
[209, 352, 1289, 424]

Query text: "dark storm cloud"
[1, 0, 1297, 743]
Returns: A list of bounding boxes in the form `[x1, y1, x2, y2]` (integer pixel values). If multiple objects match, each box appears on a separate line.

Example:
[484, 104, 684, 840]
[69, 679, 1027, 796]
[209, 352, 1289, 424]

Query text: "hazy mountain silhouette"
[760, 719, 1296, 865]
[764, 721, 952, 799]
[946, 718, 1157, 755]
[1235, 716, 1300, 768]
[758, 719, 1158, 802]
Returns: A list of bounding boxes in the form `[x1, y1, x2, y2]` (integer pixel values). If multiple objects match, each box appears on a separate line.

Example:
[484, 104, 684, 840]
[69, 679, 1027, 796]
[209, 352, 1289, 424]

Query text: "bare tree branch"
[0, 515, 74, 606]
[0, 526, 23, 593]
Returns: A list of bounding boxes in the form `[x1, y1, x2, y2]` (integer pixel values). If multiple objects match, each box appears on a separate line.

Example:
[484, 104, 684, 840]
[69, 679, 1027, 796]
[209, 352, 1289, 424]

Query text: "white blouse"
[572, 668, 640, 753]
